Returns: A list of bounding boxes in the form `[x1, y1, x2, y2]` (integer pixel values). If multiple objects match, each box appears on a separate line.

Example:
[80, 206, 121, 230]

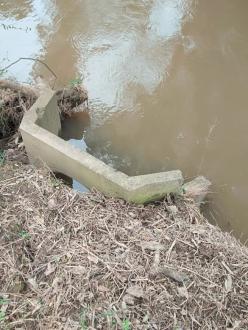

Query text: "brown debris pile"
[0, 164, 248, 329]
[0, 80, 37, 139]
[56, 86, 88, 119]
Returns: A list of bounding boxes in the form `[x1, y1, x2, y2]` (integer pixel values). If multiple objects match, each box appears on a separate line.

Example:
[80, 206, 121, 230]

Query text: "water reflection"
[0, 0, 54, 82]
[60, 111, 90, 193]
[149, 0, 187, 39]
[80, 0, 193, 123]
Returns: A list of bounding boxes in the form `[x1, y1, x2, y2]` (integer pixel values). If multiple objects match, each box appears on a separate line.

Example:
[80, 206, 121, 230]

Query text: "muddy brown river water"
[1, 0, 248, 240]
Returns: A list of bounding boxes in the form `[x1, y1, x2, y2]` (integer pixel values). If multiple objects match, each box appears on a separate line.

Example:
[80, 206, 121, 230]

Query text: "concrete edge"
[183, 176, 212, 207]
[20, 91, 184, 204]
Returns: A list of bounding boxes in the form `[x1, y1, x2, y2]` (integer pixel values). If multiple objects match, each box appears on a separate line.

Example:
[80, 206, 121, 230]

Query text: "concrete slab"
[183, 176, 211, 206]
[20, 90, 184, 204]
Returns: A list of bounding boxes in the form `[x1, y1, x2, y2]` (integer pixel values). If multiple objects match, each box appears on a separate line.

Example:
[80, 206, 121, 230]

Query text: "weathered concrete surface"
[127, 171, 183, 203]
[183, 176, 211, 206]
[20, 91, 184, 204]
[24, 89, 61, 135]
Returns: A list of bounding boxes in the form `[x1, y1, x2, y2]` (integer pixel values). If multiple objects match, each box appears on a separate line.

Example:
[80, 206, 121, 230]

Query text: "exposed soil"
[0, 163, 248, 329]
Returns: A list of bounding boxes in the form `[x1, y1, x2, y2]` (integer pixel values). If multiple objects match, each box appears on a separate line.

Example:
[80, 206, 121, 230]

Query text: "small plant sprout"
[0, 298, 9, 306]
[50, 177, 62, 188]
[19, 230, 31, 240]
[0, 150, 5, 166]
[0, 311, 5, 322]
[69, 77, 83, 87]
[79, 309, 88, 330]
[122, 319, 131, 330]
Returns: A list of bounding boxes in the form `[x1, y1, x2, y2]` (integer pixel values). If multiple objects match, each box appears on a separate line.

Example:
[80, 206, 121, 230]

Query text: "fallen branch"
[2, 57, 57, 88]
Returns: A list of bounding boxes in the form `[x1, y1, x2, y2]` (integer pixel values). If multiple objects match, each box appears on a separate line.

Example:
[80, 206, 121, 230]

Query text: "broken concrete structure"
[183, 176, 212, 206]
[20, 90, 209, 204]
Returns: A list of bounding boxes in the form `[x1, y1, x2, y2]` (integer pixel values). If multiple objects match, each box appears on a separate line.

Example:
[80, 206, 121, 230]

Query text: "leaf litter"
[0, 164, 248, 329]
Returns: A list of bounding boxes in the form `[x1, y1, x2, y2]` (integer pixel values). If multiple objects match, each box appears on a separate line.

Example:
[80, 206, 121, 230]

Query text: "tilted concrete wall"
[20, 90, 185, 204]
[23, 90, 61, 135]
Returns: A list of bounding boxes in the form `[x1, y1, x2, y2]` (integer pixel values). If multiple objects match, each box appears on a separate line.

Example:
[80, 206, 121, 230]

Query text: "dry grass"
[0, 164, 248, 329]
[0, 86, 36, 139]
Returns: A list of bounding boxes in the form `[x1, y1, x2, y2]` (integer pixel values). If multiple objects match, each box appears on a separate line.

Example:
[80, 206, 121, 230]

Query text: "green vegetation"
[0, 298, 9, 306]
[18, 230, 30, 240]
[0, 150, 5, 166]
[79, 310, 88, 330]
[0, 311, 5, 322]
[69, 77, 83, 87]
[122, 319, 132, 330]
[50, 177, 63, 188]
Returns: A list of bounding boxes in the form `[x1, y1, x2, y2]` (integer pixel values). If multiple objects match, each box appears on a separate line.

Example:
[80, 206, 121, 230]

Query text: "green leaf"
[79, 309, 88, 330]
[19, 230, 30, 240]
[0, 150, 5, 166]
[122, 319, 131, 330]
[0, 311, 5, 322]
[0, 298, 9, 305]
[69, 77, 83, 87]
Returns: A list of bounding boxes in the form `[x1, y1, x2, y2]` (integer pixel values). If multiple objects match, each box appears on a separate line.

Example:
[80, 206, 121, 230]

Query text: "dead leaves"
[1, 164, 248, 329]
[150, 267, 189, 284]
[122, 286, 145, 306]
[45, 263, 56, 276]
[225, 274, 233, 293]
[140, 241, 165, 251]
[126, 286, 144, 299]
